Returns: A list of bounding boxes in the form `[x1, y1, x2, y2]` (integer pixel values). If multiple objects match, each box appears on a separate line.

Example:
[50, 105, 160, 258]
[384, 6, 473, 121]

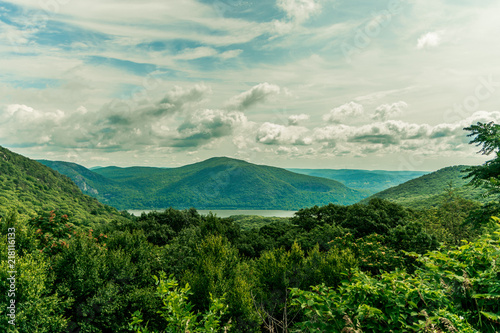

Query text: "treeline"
[1, 192, 498, 332]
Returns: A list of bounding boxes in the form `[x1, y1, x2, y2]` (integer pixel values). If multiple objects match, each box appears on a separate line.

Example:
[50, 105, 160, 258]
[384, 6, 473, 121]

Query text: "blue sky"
[1, 0, 500, 170]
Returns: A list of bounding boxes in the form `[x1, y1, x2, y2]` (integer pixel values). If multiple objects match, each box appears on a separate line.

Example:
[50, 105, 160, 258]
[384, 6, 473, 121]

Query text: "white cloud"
[219, 49, 243, 59]
[372, 101, 408, 121]
[417, 31, 444, 49]
[174, 47, 218, 60]
[288, 113, 309, 125]
[0, 84, 218, 150]
[173, 47, 242, 60]
[277, 0, 322, 23]
[174, 109, 248, 147]
[298, 111, 500, 160]
[348, 120, 431, 146]
[225, 83, 281, 110]
[256, 122, 311, 145]
[276, 146, 300, 155]
[322, 102, 364, 123]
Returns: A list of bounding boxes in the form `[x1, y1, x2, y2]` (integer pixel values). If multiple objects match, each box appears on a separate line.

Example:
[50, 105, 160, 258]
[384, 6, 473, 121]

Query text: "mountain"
[40, 157, 366, 210]
[38, 159, 115, 196]
[0, 146, 118, 224]
[37, 159, 141, 208]
[287, 168, 428, 195]
[365, 165, 489, 209]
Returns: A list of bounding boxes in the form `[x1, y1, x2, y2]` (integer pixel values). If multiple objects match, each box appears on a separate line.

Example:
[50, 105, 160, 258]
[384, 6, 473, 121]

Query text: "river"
[128, 209, 297, 218]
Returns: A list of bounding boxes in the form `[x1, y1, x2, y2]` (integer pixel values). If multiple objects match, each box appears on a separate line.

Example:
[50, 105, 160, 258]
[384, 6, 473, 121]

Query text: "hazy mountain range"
[39, 157, 367, 210]
[37, 156, 476, 210]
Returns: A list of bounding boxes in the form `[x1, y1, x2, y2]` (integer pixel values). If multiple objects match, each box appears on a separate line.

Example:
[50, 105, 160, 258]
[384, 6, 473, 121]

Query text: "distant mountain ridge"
[287, 168, 428, 195]
[39, 157, 366, 210]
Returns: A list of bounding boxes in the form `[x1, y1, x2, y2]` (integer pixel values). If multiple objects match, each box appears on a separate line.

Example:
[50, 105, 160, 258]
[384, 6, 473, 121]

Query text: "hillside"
[42, 157, 366, 210]
[0, 146, 118, 223]
[287, 168, 428, 194]
[365, 165, 489, 208]
[38, 159, 142, 208]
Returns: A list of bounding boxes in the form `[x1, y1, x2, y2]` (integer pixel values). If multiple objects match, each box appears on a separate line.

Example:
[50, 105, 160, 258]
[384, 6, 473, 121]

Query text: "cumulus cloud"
[256, 122, 311, 145]
[225, 82, 281, 110]
[276, 146, 300, 155]
[313, 124, 351, 144]
[174, 109, 248, 147]
[285, 111, 500, 159]
[417, 31, 444, 49]
[372, 101, 408, 121]
[0, 104, 66, 146]
[322, 102, 364, 123]
[348, 120, 431, 146]
[288, 113, 309, 125]
[0, 84, 240, 151]
[277, 0, 322, 23]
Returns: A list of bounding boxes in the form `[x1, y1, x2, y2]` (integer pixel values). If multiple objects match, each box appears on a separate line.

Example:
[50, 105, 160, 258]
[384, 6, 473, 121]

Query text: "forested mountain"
[37, 159, 141, 207]
[0, 146, 118, 223]
[287, 168, 428, 194]
[366, 165, 489, 208]
[40, 157, 366, 210]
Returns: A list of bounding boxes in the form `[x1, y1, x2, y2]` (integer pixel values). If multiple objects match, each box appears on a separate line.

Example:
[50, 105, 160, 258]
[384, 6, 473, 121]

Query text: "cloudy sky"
[1, 0, 500, 170]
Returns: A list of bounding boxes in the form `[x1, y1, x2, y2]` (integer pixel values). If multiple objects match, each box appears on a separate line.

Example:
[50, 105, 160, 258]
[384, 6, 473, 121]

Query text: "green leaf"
[480, 311, 500, 322]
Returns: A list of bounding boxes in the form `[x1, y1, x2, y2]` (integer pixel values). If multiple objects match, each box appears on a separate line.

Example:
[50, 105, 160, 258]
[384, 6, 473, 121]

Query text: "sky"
[1, 0, 500, 171]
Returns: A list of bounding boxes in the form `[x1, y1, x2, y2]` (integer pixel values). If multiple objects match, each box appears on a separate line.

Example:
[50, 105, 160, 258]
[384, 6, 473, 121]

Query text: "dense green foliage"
[367, 165, 489, 209]
[3, 190, 490, 332]
[229, 215, 291, 231]
[290, 219, 500, 332]
[41, 157, 365, 210]
[287, 168, 427, 195]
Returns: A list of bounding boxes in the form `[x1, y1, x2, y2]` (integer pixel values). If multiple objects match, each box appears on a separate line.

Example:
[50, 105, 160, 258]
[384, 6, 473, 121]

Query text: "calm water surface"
[128, 209, 297, 218]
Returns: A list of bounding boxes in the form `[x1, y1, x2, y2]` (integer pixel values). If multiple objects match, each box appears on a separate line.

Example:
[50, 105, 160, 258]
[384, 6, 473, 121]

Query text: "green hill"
[287, 168, 428, 195]
[0, 146, 118, 223]
[365, 165, 489, 209]
[41, 157, 366, 210]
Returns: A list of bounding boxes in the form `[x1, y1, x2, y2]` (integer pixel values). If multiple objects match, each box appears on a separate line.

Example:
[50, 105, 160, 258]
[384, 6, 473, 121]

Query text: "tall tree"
[464, 121, 500, 196]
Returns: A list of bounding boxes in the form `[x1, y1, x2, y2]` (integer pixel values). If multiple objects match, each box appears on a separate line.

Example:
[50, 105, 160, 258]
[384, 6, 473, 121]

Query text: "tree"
[464, 121, 500, 195]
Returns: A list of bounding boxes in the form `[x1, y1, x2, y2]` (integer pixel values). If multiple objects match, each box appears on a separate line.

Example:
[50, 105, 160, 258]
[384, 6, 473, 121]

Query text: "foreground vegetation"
[1, 192, 498, 332]
[0, 122, 499, 332]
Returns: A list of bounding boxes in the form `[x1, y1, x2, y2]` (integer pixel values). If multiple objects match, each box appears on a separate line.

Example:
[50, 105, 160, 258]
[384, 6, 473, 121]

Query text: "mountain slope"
[287, 169, 428, 195]
[44, 157, 366, 210]
[37, 160, 142, 208]
[0, 146, 118, 223]
[365, 165, 488, 208]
